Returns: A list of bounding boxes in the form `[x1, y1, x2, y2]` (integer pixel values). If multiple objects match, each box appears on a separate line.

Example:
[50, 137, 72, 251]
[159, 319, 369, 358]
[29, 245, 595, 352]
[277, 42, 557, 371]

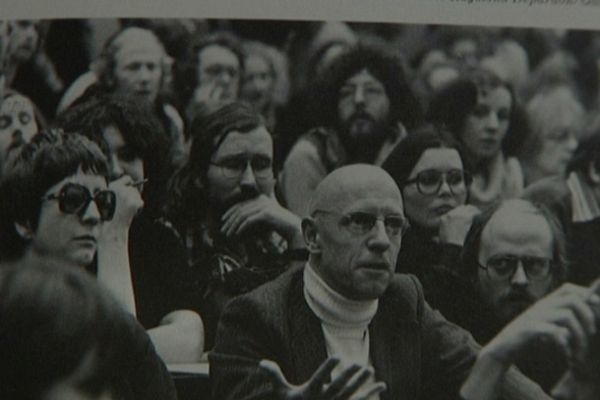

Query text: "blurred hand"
[221, 193, 301, 241]
[192, 80, 233, 109]
[484, 283, 600, 366]
[105, 175, 144, 231]
[438, 205, 480, 246]
[259, 357, 386, 400]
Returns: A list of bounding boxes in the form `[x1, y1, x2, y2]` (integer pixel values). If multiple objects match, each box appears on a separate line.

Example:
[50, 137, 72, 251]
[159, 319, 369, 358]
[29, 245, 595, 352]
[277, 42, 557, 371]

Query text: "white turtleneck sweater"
[303, 263, 380, 399]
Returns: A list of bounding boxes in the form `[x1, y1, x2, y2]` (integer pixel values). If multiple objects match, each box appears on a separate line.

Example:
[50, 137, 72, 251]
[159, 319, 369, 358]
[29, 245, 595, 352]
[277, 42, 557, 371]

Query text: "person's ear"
[588, 161, 600, 185]
[302, 217, 321, 254]
[14, 221, 33, 240]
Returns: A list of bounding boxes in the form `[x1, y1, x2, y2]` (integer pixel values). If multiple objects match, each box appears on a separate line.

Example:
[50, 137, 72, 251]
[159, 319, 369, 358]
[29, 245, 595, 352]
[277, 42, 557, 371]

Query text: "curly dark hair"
[314, 42, 423, 131]
[427, 68, 527, 159]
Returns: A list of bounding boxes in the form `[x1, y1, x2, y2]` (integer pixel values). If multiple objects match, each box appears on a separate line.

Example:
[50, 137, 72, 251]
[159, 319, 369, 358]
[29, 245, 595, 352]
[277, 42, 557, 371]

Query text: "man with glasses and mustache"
[0, 130, 176, 399]
[281, 42, 423, 217]
[459, 199, 568, 390]
[211, 165, 549, 400]
[159, 102, 304, 349]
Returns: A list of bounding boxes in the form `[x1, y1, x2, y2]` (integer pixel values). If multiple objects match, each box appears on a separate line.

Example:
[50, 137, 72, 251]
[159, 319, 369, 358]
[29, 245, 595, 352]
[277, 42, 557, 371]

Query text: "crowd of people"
[1, 18, 600, 399]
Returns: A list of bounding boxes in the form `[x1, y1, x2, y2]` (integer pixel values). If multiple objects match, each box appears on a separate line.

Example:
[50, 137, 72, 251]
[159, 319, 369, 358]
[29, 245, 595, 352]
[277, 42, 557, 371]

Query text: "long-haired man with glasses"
[160, 101, 304, 349]
[459, 198, 568, 390]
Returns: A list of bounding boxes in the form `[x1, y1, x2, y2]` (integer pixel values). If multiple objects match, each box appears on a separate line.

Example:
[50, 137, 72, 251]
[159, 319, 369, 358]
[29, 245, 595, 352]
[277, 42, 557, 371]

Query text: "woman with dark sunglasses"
[382, 125, 481, 322]
[0, 130, 176, 400]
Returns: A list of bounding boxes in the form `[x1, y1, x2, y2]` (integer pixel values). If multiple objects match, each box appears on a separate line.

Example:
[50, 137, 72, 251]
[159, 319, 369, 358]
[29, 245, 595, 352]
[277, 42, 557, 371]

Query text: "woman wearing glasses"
[382, 125, 480, 322]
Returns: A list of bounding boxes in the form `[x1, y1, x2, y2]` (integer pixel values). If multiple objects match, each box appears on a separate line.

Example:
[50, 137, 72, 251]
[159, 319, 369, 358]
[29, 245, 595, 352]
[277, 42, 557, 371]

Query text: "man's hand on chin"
[220, 193, 302, 244]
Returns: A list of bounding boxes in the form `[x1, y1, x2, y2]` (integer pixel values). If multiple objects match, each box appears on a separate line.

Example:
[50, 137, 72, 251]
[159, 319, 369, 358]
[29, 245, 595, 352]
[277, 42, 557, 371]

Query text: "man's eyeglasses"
[478, 254, 553, 282]
[42, 183, 116, 221]
[210, 156, 273, 180]
[403, 169, 470, 196]
[314, 210, 410, 237]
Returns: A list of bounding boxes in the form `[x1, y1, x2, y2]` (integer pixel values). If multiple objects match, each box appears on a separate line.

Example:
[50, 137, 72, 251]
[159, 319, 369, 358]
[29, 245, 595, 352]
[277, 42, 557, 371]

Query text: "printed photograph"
[1, 17, 599, 400]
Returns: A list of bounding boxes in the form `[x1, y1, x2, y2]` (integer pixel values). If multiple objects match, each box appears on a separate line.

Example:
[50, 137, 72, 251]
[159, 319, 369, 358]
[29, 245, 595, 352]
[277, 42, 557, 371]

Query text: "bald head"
[309, 164, 403, 215]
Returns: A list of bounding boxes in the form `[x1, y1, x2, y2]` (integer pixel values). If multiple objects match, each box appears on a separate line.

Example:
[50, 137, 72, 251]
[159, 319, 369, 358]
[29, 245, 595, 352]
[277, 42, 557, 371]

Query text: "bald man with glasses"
[210, 165, 550, 400]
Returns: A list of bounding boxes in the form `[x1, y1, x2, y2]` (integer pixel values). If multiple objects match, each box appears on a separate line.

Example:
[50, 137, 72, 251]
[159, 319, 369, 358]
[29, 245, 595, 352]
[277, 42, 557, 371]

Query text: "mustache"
[348, 111, 375, 125]
[501, 287, 536, 305]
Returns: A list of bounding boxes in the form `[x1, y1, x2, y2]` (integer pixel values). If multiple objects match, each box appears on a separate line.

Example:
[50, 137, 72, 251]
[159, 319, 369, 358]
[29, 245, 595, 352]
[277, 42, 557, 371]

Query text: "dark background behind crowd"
[2, 17, 600, 399]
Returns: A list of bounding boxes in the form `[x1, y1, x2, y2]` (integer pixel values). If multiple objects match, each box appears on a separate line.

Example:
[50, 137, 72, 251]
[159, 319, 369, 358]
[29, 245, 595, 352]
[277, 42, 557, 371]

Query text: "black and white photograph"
[0, 10, 600, 400]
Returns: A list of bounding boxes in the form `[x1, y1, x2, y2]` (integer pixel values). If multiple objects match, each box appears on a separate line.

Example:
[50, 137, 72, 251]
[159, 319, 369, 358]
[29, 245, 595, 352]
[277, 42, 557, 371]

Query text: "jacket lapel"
[370, 292, 420, 400]
[288, 273, 328, 385]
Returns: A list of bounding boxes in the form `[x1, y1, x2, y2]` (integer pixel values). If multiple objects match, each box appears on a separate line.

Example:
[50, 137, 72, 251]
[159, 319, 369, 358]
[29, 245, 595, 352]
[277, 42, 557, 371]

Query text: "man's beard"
[339, 111, 390, 163]
[495, 287, 537, 325]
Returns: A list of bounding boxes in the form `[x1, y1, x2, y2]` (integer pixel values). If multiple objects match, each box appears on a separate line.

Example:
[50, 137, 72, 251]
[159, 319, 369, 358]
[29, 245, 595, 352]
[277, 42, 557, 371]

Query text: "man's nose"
[239, 162, 257, 188]
[367, 220, 391, 252]
[353, 86, 365, 107]
[510, 263, 529, 286]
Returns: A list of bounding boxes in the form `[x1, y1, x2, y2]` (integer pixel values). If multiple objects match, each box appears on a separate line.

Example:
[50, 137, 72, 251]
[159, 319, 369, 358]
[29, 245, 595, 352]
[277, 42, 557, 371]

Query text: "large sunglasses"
[42, 183, 116, 221]
[403, 169, 471, 196]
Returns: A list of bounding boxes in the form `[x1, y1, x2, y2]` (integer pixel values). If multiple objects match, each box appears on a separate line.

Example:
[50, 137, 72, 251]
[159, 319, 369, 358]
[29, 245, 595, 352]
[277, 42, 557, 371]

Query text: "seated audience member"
[381, 126, 480, 320]
[0, 263, 176, 400]
[210, 164, 549, 400]
[0, 90, 40, 174]
[281, 42, 423, 217]
[460, 199, 568, 390]
[159, 102, 304, 349]
[60, 26, 186, 168]
[4, 20, 64, 120]
[461, 281, 600, 400]
[429, 68, 524, 209]
[176, 31, 244, 118]
[524, 131, 600, 285]
[57, 96, 204, 363]
[240, 40, 282, 133]
[521, 85, 583, 186]
[0, 131, 175, 398]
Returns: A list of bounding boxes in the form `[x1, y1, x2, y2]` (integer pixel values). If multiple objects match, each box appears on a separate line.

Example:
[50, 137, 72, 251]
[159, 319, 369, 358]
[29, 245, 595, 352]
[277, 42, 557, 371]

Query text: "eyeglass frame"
[41, 182, 117, 221]
[477, 254, 554, 282]
[312, 209, 410, 237]
[402, 168, 471, 196]
[209, 155, 274, 180]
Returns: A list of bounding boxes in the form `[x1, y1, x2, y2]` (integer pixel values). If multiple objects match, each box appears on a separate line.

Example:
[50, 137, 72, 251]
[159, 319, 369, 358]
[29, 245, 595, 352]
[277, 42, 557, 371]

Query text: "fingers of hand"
[306, 358, 340, 394]
[259, 359, 289, 389]
[330, 366, 375, 400]
[356, 382, 387, 400]
[321, 364, 362, 398]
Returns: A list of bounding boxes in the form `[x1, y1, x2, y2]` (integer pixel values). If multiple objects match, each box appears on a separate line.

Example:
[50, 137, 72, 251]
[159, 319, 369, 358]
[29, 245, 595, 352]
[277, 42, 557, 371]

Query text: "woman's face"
[31, 168, 108, 269]
[533, 108, 580, 178]
[401, 148, 468, 231]
[241, 54, 274, 112]
[461, 86, 512, 163]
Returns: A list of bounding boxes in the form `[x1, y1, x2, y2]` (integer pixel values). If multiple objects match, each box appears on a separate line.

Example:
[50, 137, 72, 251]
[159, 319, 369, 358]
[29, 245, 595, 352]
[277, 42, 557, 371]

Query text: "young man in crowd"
[280, 42, 423, 217]
[156, 101, 305, 349]
[459, 199, 568, 390]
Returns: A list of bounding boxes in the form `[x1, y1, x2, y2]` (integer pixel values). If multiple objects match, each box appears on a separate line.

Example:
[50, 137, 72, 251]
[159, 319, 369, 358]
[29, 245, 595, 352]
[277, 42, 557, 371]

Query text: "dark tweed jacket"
[210, 266, 549, 400]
